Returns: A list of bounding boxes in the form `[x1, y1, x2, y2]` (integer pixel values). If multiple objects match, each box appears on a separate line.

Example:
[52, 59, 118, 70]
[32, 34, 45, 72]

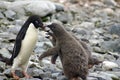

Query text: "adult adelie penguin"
[8, 15, 44, 79]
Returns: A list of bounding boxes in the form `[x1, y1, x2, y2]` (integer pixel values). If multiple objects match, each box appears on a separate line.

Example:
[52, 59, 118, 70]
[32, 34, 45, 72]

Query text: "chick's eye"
[52, 26, 55, 29]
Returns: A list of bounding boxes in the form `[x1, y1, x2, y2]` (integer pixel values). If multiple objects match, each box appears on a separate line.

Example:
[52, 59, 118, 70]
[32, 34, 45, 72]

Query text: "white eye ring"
[35, 21, 39, 24]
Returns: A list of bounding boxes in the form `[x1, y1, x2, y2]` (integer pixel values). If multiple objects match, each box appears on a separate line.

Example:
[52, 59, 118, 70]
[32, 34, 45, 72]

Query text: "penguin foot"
[22, 71, 31, 78]
[11, 72, 20, 80]
[13, 76, 20, 80]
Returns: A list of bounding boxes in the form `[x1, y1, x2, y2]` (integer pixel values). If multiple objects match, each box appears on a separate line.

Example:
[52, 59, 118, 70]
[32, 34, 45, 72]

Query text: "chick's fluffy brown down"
[47, 32, 102, 69]
[39, 23, 89, 80]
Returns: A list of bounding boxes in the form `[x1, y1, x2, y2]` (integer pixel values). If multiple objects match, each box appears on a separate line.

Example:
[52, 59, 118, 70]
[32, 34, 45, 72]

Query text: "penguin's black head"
[28, 15, 44, 29]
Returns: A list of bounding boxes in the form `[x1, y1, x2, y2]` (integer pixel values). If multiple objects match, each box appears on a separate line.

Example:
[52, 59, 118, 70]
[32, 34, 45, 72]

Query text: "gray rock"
[55, 12, 73, 23]
[92, 52, 104, 61]
[56, 61, 63, 70]
[0, 1, 9, 10]
[68, 4, 80, 13]
[95, 8, 115, 17]
[27, 67, 44, 78]
[72, 27, 87, 35]
[24, 1, 56, 17]
[54, 3, 64, 12]
[109, 24, 120, 36]
[93, 47, 107, 54]
[20, 78, 42, 80]
[35, 41, 52, 54]
[94, 9, 109, 20]
[102, 34, 113, 41]
[101, 0, 117, 6]
[43, 77, 53, 80]
[106, 71, 120, 78]
[44, 71, 52, 78]
[30, 55, 39, 63]
[14, 19, 24, 26]
[51, 73, 59, 78]
[7, 1, 26, 16]
[4, 10, 16, 20]
[99, 72, 119, 80]
[72, 27, 93, 39]
[102, 61, 119, 71]
[0, 12, 4, 19]
[90, 1, 105, 7]
[87, 76, 98, 80]
[0, 48, 11, 58]
[0, 19, 12, 28]
[0, 32, 16, 40]
[89, 39, 103, 46]
[0, 62, 5, 73]
[0, 0, 64, 18]
[57, 76, 67, 80]
[116, 58, 120, 66]
[43, 42, 53, 49]
[6, 44, 14, 52]
[80, 22, 95, 29]
[112, 67, 120, 71]
[100, 39, 120, 52]
[104, 53, 116, 61]
[89, 72, 113, 80]
[38, 31, 48, 42]
[93, 28, 105, 34]
[7, 25, 21, 34]
[0, 76, 7, 80]
[69, 0, 79, 4]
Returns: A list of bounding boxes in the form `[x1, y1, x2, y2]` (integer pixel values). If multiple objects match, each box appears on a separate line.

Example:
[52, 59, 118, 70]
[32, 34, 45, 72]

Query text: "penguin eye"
[35, 20, 39, 24]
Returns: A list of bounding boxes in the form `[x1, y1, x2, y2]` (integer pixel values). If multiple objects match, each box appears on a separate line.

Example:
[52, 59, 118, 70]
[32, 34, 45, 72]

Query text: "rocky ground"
[0, 0, 120, 80]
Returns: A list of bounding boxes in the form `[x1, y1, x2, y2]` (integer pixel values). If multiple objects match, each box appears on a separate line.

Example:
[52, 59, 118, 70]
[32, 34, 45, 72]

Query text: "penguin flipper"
[10, 24, 27, 65]
[10, 39, 22, 64]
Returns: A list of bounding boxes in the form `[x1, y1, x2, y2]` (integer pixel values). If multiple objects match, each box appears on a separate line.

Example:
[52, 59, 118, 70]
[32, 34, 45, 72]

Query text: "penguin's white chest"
[17, 23, 38, 63]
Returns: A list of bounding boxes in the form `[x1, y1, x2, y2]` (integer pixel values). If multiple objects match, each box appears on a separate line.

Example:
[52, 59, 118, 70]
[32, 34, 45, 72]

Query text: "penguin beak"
[45, 30, 53, 40]
[41, 24, 46, 29]
[39, 25, 46, 31]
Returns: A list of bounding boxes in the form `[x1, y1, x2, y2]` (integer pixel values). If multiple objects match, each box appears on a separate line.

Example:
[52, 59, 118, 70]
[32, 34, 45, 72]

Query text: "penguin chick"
[39, 23, 88, 80]
[43, 31, 102, 69]
[7, 15, 43, 79]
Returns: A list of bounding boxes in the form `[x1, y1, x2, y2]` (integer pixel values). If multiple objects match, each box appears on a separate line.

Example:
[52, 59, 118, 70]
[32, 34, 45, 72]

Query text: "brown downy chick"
[46, 31, 102, 69]
[39, 23, 88, 80]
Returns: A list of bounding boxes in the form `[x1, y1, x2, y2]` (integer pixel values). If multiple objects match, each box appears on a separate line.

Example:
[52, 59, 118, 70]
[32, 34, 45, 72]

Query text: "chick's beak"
[43, 25, 50, 32]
